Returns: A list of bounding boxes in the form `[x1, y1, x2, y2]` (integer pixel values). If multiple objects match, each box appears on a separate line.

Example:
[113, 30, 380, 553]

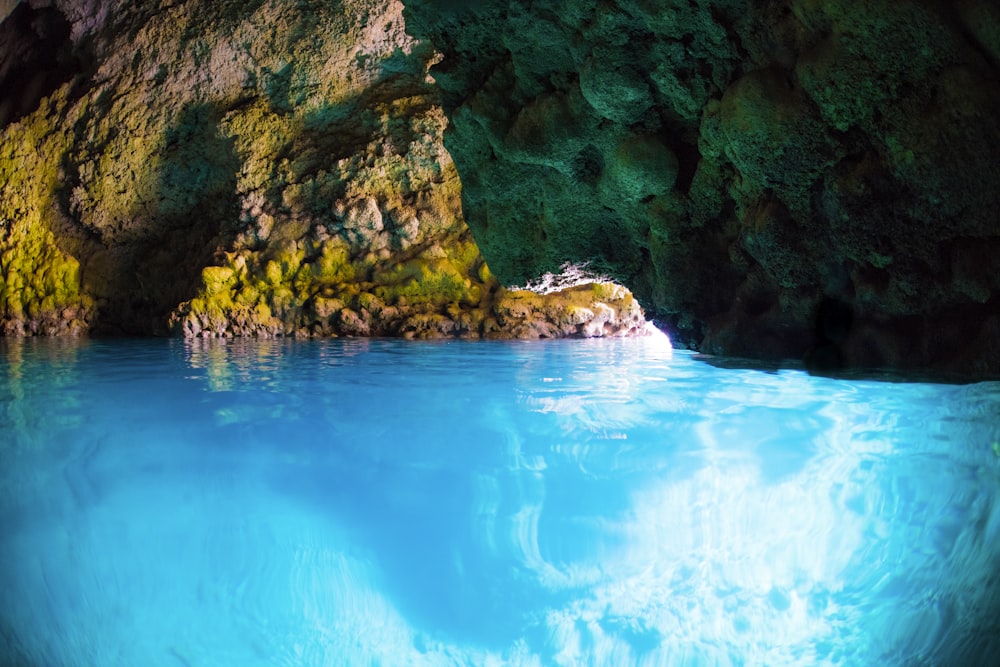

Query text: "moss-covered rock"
[1, 0, 647, 340]
[488, 281, 648, 339]
[0, 90, 94, 336]
[403, 0, 1000, 375]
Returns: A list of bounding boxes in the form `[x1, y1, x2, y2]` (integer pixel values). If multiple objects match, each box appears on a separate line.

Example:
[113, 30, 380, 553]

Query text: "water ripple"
[1, 337, 999, 665]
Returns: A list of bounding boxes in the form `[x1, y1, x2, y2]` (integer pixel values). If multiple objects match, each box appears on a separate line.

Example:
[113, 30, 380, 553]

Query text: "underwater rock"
[0, 0, 646, 340]
[403, 0, 1000, 375]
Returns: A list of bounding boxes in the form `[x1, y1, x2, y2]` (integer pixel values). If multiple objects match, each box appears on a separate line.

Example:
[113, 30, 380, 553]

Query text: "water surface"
[1, 336, 999, 665]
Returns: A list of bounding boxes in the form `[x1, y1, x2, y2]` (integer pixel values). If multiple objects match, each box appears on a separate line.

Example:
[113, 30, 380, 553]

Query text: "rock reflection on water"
[1, 336, 999, 666]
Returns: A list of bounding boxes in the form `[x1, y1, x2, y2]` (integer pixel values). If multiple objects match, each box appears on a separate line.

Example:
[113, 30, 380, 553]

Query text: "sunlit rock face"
[402, 0, 1000, 375]
[0, 0, 646, 339]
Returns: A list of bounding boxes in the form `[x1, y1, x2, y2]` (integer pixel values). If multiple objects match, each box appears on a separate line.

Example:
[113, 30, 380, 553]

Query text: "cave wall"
[402, 0, 1000, 374]
[0, 0, 646, 340]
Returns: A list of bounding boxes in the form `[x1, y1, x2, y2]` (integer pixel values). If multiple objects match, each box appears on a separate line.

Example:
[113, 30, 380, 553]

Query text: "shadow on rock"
[59, 102, 241, 335]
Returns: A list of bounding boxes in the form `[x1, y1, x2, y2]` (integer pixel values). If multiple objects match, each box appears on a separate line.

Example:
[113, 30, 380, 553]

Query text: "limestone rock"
[403, 0, 1000, 375]
[488, 282, 648, 340]
[0, 0, 647, 341]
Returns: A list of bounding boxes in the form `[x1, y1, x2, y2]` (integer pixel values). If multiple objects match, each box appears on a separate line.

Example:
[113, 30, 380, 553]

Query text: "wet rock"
[488, 282, 649, 340]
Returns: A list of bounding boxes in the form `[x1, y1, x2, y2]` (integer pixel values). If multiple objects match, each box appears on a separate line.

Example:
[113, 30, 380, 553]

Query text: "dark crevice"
[0, 3, 85, 128]
[669, 138, 701, 195]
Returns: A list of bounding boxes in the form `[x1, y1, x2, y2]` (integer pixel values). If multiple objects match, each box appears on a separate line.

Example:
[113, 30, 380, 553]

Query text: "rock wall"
[402, 0, 1000, 375]
[0, 0, 647, 340]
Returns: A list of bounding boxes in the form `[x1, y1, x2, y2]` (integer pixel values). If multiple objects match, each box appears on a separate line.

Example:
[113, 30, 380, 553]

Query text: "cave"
[1, 3, 999, 665]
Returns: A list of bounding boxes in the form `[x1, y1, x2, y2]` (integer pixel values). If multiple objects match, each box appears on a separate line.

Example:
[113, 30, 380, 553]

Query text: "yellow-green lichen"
[375, 261, 477, 306]
[308, 243, 356, 285]
[0, 90, 93, 335]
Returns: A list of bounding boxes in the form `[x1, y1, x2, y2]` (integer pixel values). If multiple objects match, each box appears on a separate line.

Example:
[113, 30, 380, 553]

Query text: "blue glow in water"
[1, 336, 999, 666]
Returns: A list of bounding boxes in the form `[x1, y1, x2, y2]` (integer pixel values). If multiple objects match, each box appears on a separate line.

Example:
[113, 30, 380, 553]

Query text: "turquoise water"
[1, 336, 999, 666]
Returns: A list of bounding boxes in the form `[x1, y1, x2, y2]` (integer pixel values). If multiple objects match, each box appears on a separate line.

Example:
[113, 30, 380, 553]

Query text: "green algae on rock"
[0, 89, 94, 336]
[0, 0, 648, 341]
[403, 0, 1000, 376]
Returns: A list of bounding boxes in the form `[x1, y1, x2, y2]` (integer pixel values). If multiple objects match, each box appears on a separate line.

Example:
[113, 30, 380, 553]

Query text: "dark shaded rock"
[0, 2, 83, 127]
[403, 0, 1000, 376]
